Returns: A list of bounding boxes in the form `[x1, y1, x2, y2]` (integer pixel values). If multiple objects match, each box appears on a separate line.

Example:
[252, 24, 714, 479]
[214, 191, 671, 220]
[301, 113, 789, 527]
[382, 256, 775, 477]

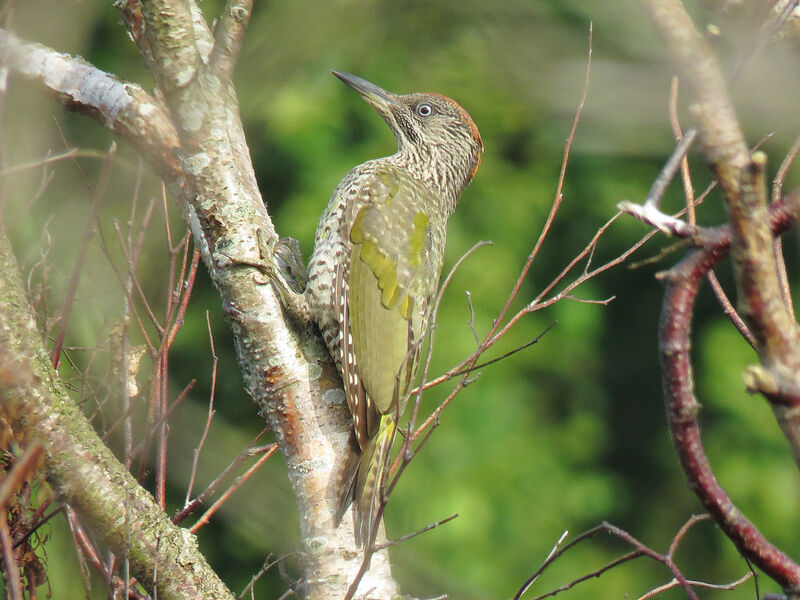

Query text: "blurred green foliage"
[3, 1, 800, 599]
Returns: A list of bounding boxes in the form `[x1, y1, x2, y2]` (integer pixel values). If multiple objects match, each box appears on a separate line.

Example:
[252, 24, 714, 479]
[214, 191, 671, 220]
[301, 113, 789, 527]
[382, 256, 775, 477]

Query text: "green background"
[3, 1, 800, 598]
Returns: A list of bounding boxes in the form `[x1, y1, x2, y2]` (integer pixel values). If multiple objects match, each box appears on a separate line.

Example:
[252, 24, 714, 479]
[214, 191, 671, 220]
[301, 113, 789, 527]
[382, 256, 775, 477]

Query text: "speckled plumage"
[306, 72, 483, 545]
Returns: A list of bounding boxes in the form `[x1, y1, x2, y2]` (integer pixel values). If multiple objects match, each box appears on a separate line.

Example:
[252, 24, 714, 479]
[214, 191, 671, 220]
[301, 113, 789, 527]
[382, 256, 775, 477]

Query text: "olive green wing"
[336, 168, 443, 451]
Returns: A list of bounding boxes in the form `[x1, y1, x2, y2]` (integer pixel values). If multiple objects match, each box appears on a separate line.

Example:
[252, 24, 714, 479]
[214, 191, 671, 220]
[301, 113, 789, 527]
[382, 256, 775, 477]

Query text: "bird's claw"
[217, 230, 311, 321]
[257, 231, 312, 324]
[268, 233, 308, 294]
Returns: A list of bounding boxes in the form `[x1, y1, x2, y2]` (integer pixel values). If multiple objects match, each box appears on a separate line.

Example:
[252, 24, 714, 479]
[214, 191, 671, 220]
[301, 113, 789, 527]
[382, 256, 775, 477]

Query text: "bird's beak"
[332, 71, 400, 115]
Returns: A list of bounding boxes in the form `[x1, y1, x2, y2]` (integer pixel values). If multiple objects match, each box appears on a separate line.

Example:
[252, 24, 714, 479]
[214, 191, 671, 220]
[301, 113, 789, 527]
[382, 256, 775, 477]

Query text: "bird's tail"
[350, 418, 395, 547]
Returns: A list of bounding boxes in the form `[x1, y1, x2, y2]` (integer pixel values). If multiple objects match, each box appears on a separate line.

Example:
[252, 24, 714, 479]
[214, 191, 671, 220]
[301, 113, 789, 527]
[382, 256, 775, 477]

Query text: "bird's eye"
[416, 103, 433, 117]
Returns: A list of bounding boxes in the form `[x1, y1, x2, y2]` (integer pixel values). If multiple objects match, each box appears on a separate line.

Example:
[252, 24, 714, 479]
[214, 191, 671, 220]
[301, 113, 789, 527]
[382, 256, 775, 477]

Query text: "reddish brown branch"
[640, 0, 800, 468]
[0, 511, 24, 600]
[188, 443, 278, 533]
[658, 191, 800, 594]
[173, 432, 270, 525]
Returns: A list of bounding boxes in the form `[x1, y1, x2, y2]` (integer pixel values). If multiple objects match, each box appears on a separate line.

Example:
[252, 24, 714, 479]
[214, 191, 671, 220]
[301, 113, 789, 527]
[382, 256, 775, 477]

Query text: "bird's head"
[333, 71, 484, 196]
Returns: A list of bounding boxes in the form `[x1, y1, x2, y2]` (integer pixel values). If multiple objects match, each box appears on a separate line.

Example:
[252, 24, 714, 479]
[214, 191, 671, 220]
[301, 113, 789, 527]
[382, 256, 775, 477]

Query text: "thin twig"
[515, 514, 720, 600]
[465, 291, 480, 346]
[112, 220, 163, 340]
[513, 530, 569, 599]
[436, 323, 556, 382]
[237, 553, 297, 600]
[166, 248, 200, 348]
[668, 77, 697, 226]
[0, 512, 23, 600]
[490, 22, 593, 339]
[644, 128, 698, 209]
[528, 551, 643, 600]
[174, 433, 271, 524]
[128, 379, 197, 459]
[513, 524, 624, 600]
[374, 513, 458, 551]
[65, 509, 106, 584]
[189, 443, 279, 533]
[771, 133, 800, 316]
[185, 312, 218, 505]
[0, 444, 43, 509]
[50, 143, 117, 369]
[637, 572, 752, 600]
[706, 271, 757, 348]
[0, 148, 108, 177]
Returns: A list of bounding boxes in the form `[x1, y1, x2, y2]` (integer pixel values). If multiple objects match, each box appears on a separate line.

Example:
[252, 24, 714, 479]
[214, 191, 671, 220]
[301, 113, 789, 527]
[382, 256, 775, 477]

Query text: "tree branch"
[658, 191, 800, 596]
[0, 230, 235, 600]
[639, 0, 800, 468]
[0, 29, 184, 195]
[209, 0, 254, 83]
[3, 5, 397, 595]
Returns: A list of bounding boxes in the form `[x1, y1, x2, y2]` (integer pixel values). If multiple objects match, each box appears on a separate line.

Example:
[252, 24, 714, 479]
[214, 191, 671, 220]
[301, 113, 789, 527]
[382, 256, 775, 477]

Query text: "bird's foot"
[219, 230, 312, 324]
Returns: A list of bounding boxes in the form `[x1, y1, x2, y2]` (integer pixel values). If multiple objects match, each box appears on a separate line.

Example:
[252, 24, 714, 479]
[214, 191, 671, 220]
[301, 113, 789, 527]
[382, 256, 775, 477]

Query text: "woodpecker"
[306, 71, 483, 545]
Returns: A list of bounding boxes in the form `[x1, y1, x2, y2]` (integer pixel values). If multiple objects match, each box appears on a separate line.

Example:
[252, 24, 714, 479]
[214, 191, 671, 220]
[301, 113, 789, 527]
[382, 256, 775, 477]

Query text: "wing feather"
[336, 167, 445, 450]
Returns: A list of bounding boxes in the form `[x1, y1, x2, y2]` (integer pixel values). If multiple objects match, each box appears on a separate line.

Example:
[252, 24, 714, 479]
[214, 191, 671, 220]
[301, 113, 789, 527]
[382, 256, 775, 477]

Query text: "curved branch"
[659, 191, 800, 595]
[640, 0, 800, 468]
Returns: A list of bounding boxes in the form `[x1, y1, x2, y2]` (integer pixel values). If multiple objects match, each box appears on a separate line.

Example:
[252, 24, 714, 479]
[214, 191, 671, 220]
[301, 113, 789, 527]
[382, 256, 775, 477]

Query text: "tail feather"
[335, 433, 362, 526]
[352, 420, 395, 547]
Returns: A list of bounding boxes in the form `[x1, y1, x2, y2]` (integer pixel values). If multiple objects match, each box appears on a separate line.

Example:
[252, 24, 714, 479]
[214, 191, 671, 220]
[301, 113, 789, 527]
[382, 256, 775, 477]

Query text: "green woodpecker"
[306, 71, 483, 545]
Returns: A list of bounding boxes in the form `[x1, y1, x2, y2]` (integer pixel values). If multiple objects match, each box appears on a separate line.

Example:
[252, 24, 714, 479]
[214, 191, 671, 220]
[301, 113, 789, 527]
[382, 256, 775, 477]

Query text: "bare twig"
[491, 22, 593, 338]
[465, 291, 480, 346]
[513, 530, 569, 599]
[185, 311, 218, 506]
[174, 433, 270, 524]
[637, 572, 752, 600]
[773, 134, 800, 205]
[374, 513, 458, 552]
[513, 524, 637, 600]
[0, 512, 23, 600]
[50, 144, 116, 369]
[0, 444, 43, 510]
[433, 323, 556, 383]
[189, 443, 279, 533]
[668, 77, 697, 225]
[516, 514, 737, 600]
[237, 553, 298, 600]
[0, 148, 109, 177]
[706, 271, 757, 348]
[771, 133, 800, 316]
